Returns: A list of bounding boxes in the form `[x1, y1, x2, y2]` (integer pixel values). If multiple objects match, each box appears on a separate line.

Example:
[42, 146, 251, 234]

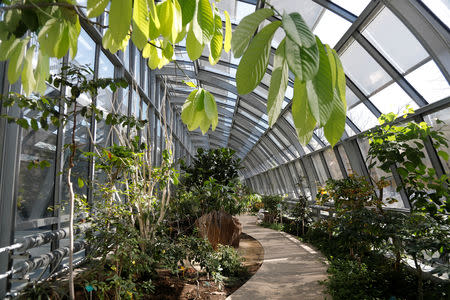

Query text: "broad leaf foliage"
[0, 1, 347, 145]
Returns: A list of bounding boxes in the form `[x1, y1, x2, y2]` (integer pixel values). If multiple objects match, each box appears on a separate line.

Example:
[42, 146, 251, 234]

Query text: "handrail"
[0, 223, 90, 255]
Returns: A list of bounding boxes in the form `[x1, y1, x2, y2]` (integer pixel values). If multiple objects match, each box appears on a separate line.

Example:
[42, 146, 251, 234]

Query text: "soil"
[19, 233, 263, 300]
[147, 233, 264, 300]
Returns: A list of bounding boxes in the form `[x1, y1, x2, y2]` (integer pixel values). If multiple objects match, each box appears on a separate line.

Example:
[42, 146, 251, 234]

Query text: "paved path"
[227, 215, 329, 300]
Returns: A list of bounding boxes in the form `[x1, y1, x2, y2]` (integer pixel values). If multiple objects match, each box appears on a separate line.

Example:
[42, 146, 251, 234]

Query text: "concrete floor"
[227, 215, 329, 300]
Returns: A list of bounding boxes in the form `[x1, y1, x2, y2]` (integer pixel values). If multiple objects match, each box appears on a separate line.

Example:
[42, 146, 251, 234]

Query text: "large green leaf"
[7, 37, 28, 84]
[309, 37, 334, 126]
[323, 48, 347, 147]
[38, 19, 60, 57]
[204, 90, 218, 130]
[54, 22, 70, 58]
[231, 8, 273, 58]
[186, 24, 204, 60]
[157, 0, 173, 40]
[22, 45, 36, 96]
[170, 0, 183, 43]
[147, 41, 160, 69]
[0, 37, 20, 61]
[87, 0, 110, 18]
[236, 21, 281, 95]
[224, 10, 232, 53]
[204, 90, 218, 124]
[181, 89, 198, 125]
[267, 38, 289, 127]
[191, 0, 203, 43]
[109, 0, 132, 43]
[282, 12, 316, 49]
[132, 0, 150, 50]
[197, 0, 214, 43]
[148, 0, 160, 39]
[324, 90, 346, 147]
[332, 49, 346, 103]
[68, 18, 81, 60]
[200, 114, 211, 134]
[34, 52, 49, 95]
[178, 0, 196, 26]
[209, 11, 223, 65]
[189, 90, 207, 131]
[102, 27, 130, 53]
[292, 78, 317, 145]
[284, 34, 319, 81]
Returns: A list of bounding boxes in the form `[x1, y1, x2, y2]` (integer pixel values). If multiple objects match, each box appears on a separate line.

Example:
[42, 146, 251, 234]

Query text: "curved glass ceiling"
[155, 0, 450, 179]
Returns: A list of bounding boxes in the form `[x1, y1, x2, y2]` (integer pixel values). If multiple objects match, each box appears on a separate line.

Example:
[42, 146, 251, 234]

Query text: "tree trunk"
[67, 167, 75, 300]
[68, 102, 78, 300]
[413, 255, 424, 300]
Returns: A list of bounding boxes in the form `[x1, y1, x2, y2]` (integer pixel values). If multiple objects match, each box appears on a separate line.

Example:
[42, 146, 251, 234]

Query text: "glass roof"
[154, 0, 450, 179]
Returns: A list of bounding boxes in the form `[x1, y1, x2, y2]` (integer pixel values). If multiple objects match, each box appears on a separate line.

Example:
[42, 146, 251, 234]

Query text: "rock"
[195, 210, 242, 249]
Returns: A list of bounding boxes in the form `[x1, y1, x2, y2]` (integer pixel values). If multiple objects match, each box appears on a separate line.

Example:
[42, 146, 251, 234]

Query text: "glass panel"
[62, 103, 91, 212]
[424, 107, 450, 173]
[346, 86, 361, 109]
[405, 60, 450, 103]
[338, 144, 352, 174]
[370, 82, 419, 114]
[134, 50, 141, 83]
[311, 153, 328, 184]
[340, 41, 392, 95]
[72, 29, 95, 67]
[268, 0, 323, 28]
[358, 138, 403, 208]
[313, 10, 351, 47]
[420, 0, 450, 28]
[123, 43, 130, 71]
[347, 102, 379, 131]
[303, 157, 318, 197]
[120, 86, 129, 115]
[323, 148, 343, 179]
[131, 90, 140, 118]
[332, 0, 370, 15]
[96, 52, 115, 147]
[362, 7, 428, 73]
[17, 100, 57, 222]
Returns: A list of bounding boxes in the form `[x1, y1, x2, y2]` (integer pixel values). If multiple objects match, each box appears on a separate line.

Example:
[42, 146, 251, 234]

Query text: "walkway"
[228, 215, 329, 300]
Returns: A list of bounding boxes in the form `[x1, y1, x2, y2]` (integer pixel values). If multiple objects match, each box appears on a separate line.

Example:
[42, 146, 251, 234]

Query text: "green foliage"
[236, 20, 281, 95]
[267, 39, 289, 127]
[286, 196, 312, 235]
[233, 5, 347, 146]
[261, 194, 284, 222]
[173, 148, 245, 222]
[317, 174, 384, 211]
[181, 88, 218, 134]
[309, 170, 450, 299]
[366, 109, 450, 215]
[1, 64, 145, 135]
[1, 1, 347, 148]
[182, 147, 241, 187]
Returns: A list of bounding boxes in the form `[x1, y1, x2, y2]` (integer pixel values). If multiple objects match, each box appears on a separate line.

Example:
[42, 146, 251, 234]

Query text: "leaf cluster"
[1, 64, 147, 134]
[231, 7, 347, 146]
[366, 109, 450, 215]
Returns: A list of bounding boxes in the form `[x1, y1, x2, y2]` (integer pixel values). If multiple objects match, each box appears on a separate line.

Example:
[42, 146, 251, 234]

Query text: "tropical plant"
[260, 194, 283, 223]
[287, 195, 311, 235]
[181, 147, 241, 188]
[0, 0, 347, 146]
[232, 3, 347, 146]
[177, 147, 245, 217]
[1, 64, 146, 299]
[365, 108, 449, 215]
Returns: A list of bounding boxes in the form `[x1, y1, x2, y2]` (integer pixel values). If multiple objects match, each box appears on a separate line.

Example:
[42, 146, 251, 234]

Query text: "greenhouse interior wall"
[0, 0, 449, 297]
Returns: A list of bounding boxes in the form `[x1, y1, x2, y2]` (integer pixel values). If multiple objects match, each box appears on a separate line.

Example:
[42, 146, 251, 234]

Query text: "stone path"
[227, 215, 329, 300]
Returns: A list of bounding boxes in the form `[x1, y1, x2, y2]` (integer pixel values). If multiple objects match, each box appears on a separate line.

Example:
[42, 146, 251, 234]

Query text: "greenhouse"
[0, 0, 449, 299]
